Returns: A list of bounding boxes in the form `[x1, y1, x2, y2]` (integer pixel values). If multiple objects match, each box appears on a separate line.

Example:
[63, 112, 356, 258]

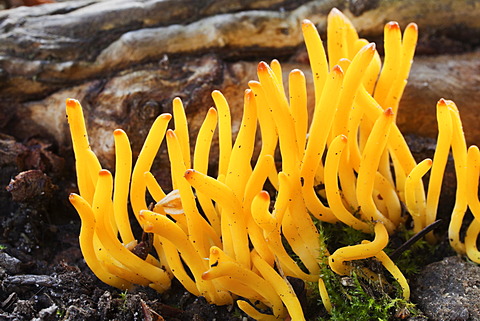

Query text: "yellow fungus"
[130, 113, 172, 219]
[69, 193, 132, 290]
[65, 10, 475, 321]
[329, 222, 389, 275]
[324, 135, 371, 233]
[405, 159, 432, 233]
[425, 99, 453, 242]
[356, 108, 395, 233]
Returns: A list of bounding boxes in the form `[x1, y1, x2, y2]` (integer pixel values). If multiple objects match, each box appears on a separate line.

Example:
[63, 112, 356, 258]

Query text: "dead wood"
[0, 0, 479, 168]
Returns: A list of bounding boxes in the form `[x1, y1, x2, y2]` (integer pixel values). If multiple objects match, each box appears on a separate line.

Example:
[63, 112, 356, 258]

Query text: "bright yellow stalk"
[332, 43, 376, 138]
[368, 242, 410, 300]
[225, 89, 257, 198]
[289, 69, 308, 152]
[425, 99, 453, 242]
[251, 190, 318, 282]
[374, 22, 402, 108]
[173, 97, 191, 170]
[66, 98, 95, 204]
[465, 145, 480, 263]
[112, 129, 135, 245]
[465, 220, 480, 264]
[447, 101, 468, 254]
[329, 222, 389, 275]
[356, 108, 395, 233]
[211, 90, 232, 178]
[405, 159, 432, 233]
[237, 301, 278, 321]
[184, 169, 250, 268]
[69, 193, 132, 290]
[302, 19, 328, 104]
[193, 107, 221, 235]
[324, 135, 371, 233]
[248, 81, 279, 189]
[130, 113, 172, 220]
[251, 250, 306, 321]
[301, 65, 343, 223]
[203, 246, 287, 319]
[94, 170, 171, 292]
[384, 23, 418, 116]
[166, 130, 220, 255]
[140, 209, 229, 304]
[327, 8, 349, 67]
[270, 59, 285, 96]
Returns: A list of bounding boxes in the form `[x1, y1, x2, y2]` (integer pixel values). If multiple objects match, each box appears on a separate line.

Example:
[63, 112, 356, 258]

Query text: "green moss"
[312, 223, 421, 320]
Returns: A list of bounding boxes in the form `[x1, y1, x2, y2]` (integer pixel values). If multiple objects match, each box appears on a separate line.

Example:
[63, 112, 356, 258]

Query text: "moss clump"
[312, 223, 421, 320]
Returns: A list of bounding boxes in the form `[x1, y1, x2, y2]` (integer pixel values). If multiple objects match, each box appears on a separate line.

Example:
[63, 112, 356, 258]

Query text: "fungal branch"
[66, 8, 479, 321]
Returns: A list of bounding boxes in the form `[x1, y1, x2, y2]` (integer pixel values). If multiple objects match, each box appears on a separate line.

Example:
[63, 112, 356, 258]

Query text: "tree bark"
[1, 0, 479, 169]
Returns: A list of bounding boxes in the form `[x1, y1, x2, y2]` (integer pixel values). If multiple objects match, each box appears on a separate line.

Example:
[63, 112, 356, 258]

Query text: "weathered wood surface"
[1, 0, 480, 168]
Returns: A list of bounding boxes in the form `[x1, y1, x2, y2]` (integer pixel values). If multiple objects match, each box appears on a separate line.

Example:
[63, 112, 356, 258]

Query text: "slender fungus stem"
[113, 129, 135, 245]
[324, 135, 371, 233]
[130, 113, 172, 220]
[405, 159, 433, 233]
[301, 64, 343, 222]
[465, 145, 480, 263]
[368, 243, 410, 300]
[329, 222, 389, 275]
[211, 90, 232, 178]
[66, 99, 94, 204]
[425, 99, 453, 242]
[447, 101, 468, 254]
[173, 97, 191, 169]
[69, 193, 133, 290]
[356, 108, 395, 233]
[289, 69, 308, 152]
[302, 19, 328, 103]
[374, 22, 402, 109]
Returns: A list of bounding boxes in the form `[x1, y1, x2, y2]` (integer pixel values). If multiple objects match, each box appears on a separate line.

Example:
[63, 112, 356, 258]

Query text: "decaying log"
[0, 0, 480, 170]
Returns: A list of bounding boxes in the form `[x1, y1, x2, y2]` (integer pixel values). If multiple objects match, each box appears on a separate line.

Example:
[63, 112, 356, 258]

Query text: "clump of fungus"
[66, 8, 480, 320]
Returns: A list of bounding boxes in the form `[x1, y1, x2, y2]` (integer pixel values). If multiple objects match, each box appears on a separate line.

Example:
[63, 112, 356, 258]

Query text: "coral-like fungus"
[67, 8, 479, 320]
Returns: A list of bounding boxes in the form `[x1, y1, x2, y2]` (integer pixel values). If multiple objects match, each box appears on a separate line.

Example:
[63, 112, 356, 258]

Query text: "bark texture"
[0, 0, 479, 168]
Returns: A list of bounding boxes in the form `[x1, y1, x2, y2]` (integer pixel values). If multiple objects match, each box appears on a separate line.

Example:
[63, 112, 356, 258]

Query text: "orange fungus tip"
[113, 129, 123, 136]
[99, 169, 110, 176]
[66, 98, 78, 108]
[384, 108, 394, 117]
[332, 65, 343, 75]
[166, 129, 175, 137]
[184, 169, 195, 178]
[259, 190, 270, 200]
[386, 21, 400, 30]
[340, 135, 348, 143]
[258, 61, 268, 72]
[407, 22, 418, 31]
[160, 113, 172, 120]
